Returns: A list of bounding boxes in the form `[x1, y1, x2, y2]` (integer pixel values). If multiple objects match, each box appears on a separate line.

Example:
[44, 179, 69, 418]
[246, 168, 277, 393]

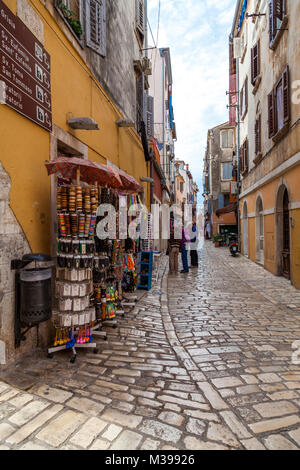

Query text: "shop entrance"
[282, 189, 291, 279]
[276, 185, 291, 280]
[256, 196, 264, 265]
[243, 201, 249, 257]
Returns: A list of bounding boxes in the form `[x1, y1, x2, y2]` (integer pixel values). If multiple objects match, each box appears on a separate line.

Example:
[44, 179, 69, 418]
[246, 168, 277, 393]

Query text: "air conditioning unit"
[231, 181, 238, 195]
[233, 37, 242, 59]
[143, 57, 152, 76]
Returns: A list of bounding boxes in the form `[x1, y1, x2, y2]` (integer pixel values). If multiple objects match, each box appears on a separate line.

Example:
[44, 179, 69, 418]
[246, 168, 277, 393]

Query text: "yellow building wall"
[240, 164, 300, 289]
[0, 0, 149, 255]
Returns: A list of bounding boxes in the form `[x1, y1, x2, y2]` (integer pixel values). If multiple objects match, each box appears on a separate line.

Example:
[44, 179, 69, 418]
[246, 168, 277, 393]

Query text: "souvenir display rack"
[48, 176, 106, 363]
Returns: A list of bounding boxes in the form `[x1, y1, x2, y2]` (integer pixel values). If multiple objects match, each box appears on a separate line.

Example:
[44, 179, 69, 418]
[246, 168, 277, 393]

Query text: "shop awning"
[45, 157, 122, 187]
[216, 203, 237, 217]
[117, 168, 143, 193]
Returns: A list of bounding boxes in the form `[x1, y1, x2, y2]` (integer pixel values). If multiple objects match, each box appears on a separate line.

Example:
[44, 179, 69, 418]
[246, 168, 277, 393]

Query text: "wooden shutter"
[146, 95, 154, 140]
[251, 46, 255, 85]
[269, 0, 274, 46]
[86, 0, 106, 57]
[274, 0, 285, 21]
[251, 44, 259, 85]
[245, 76, 248, 116]
[268, 90, 275, 137]
[255, 115, 261, 154]
[257, 39, 261, 76]
[239, 146, 244, 174]
[136, 73, 145, 131]
[244, 139, 249, 172]
[136, 0, 145, 36]
[240, 87, 244, 117]
[255, 118, 258, 155]
[282, 65, 290, 125]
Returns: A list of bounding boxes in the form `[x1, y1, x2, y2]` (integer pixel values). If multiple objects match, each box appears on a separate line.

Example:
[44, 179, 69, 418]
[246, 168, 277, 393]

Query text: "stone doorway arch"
[256, 196, 264, 265]
[276, 184, 291, 279]
[242, 201, 249, 257]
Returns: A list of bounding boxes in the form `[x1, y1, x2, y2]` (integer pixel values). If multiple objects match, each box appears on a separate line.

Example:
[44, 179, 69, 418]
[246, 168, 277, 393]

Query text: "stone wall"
[0, 163, 51, 367]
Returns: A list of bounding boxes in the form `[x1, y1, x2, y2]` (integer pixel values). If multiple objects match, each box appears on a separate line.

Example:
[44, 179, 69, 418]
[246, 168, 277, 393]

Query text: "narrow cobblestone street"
[0, 241, 300, 451]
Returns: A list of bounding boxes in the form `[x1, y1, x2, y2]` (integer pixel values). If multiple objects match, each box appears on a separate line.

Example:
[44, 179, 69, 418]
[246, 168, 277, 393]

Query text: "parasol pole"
[76, 168, 81, 186]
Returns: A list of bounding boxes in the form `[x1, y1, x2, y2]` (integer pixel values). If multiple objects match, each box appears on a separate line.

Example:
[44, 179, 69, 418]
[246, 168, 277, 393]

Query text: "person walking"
[168, 225, 181, 275]
[180, 226, 190, 273]
[206, 220, 211, 240]
[190, 220, 199, 267]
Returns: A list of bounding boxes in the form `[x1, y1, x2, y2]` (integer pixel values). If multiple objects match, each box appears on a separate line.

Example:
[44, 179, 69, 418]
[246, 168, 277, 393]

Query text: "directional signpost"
[0, 0, 52, 131]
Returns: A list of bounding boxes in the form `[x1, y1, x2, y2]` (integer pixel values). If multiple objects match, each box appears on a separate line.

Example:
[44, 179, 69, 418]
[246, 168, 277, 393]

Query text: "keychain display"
[48, 180, 101, 363]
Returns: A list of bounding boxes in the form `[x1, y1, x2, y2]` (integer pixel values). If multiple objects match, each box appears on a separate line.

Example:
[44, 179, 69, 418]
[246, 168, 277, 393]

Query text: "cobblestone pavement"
[0, 241, 300, 450]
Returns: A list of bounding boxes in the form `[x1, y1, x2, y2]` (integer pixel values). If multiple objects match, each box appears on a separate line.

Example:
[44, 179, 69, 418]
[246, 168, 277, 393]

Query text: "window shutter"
[136, 0, 145, 36]
[240, 87, 244, 117]
[218, 194, 225, 209]
[282, 65, 290, 125]
[269, 0, 274, 46]
[257, 39, 261, 77]
[146, 95, 154, 140]
[274, 0, 285, 21]
[245, 76, 248, 115]
[268, 90, 275, 137]
[244, 139, 249, 172]
[239, 146, 244, 174]
[258, 114, 261, 153]
[255, 115, 261, 154]
[251, 46, 255, 85]
[255, 118, 258, 155]
[86, 0, 106, 57]
[136, 73, 145, 131]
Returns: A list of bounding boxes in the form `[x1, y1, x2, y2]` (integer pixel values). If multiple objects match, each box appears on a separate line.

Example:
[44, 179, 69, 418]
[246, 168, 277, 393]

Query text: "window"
[269, 0, 287, 49]
[268, 66, 290, 139]
[240, 139, 249, 175]
[221, 129, 233, 148]
[255, 114, 262, 157]
[55, 0, 83, 39]
[240, 77, 248, 119]
[136, 73, 145, 132]
[180, 182, 184, 193]
[136, 0, 145, 45]
[86, 0, 107, 56]
[146, 95, 154, 141]
[222, 163, 233, 181]
[55, 1, 106, 56]
[251, 39, 261, 86]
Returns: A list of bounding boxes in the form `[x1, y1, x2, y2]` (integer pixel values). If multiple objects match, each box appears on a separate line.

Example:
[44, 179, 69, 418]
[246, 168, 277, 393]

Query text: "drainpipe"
[236, 55, 241, 252]
[231, 0, 242, 251]
[144, 0, 154, 206]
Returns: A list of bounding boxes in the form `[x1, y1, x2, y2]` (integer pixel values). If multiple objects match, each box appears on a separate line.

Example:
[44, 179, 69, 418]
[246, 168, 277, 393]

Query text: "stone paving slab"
[0, 242, 299, 450]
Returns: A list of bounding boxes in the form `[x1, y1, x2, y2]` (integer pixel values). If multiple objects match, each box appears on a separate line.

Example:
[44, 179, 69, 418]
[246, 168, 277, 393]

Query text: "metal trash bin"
[19, 254, 53, 326]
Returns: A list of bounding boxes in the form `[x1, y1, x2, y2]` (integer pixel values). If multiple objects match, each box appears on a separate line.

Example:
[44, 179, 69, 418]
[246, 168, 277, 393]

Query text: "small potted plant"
[59, 2, 83, 38]
[213, 234, 222, 248]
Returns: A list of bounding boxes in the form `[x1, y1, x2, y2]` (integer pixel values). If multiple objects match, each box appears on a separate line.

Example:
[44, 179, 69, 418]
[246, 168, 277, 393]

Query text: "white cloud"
[148, 0, 236, 189]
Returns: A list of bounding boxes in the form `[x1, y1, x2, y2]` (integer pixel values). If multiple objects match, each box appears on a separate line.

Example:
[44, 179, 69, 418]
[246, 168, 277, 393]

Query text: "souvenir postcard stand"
[120, 194, 140, 310]
[94, 187, 122, 329]
[137, 251, 153, 291]
[48, 172, 106, 363]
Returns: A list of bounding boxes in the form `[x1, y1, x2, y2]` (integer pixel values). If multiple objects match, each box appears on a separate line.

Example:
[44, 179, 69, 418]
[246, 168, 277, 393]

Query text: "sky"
[147, 0, 237, 193]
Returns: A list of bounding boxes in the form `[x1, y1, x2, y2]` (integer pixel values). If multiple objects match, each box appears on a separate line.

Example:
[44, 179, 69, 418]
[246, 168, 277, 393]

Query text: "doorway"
[282, 189, 291, 279]
[243, 201, 249, 257]
[276, 185, 291, 280]
[256, 196, 264, 265]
